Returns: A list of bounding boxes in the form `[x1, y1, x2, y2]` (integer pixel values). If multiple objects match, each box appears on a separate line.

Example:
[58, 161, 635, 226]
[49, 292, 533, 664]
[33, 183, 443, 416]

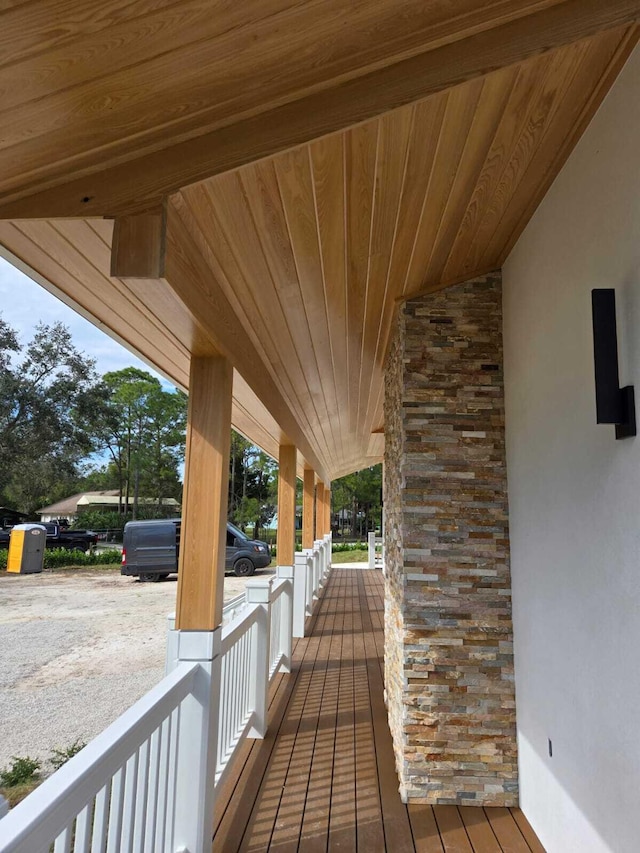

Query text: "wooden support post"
[277, 444, 297, 567]
[175, 355, 232, 631]
[110, 204, 167, 278]
[302, 468, 315, 550]
[315, 482, 325, 540]
[324, 486, 331, 536]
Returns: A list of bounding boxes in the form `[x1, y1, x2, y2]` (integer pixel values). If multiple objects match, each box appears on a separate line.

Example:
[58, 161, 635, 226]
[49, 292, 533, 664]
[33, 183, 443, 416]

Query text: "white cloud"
[0, 256, 174, 386]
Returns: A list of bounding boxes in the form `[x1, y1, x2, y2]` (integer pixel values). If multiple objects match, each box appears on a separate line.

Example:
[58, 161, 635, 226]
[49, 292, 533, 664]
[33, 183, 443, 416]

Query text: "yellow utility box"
[7, 524, 46, 574]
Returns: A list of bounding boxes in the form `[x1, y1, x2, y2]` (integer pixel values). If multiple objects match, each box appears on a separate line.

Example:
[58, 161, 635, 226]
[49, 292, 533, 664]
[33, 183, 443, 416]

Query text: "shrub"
[50, 739, 86, 771]
[332, 541, 367, 553]
[43, 548, 122, 569]
[0, 756, 41, 788]
[0, 548, 121, 571]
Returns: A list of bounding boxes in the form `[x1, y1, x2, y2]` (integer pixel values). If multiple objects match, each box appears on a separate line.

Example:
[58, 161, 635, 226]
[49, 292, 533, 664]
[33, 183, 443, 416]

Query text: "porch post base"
[172, 627, 222, 853]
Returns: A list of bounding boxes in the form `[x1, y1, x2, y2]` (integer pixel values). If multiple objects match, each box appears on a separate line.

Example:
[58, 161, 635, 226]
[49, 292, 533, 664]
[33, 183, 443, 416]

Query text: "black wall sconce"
[591, 288, 636, 439]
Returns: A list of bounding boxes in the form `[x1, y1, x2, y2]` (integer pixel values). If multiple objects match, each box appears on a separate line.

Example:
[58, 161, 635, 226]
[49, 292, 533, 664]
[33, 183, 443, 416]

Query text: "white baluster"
[120, 751, 138, 853]
[73, 803, 92, 852]
[54, 826, 72, 853]
[144, 729, 160, 853]
[132, 739, 150, 853]
[91, 785, 109, 853]
[156, 715, 172, 851]
[107, 767, 125, 853]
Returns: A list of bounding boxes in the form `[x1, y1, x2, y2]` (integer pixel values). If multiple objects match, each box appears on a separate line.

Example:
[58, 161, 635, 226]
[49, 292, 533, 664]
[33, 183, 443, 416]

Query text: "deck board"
[212, 568, 545, 853]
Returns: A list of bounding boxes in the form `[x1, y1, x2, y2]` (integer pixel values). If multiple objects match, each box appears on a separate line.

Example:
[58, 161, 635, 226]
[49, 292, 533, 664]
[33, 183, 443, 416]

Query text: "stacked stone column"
[384, 271, 517, 806]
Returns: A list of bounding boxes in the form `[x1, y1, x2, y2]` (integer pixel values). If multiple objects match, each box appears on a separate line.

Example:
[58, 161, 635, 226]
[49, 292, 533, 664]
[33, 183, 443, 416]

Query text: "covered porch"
[1, 2, 640, 851]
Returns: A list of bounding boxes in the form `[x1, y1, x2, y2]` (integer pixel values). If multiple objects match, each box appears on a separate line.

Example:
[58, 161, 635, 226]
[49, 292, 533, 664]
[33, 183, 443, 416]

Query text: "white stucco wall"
[503, 45, 640, 853]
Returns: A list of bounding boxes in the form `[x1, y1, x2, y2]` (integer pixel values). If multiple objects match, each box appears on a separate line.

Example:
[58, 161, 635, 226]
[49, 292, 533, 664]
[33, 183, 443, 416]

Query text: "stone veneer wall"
[383, 271, 517, 806]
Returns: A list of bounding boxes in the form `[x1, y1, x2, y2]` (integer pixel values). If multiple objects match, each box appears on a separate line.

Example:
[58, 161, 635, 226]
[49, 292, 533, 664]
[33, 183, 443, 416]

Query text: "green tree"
[331, 464, 382, 537]
[0, 317, 102, 514]
[228, 433, 277, 536]
[99, 368, 186, 518]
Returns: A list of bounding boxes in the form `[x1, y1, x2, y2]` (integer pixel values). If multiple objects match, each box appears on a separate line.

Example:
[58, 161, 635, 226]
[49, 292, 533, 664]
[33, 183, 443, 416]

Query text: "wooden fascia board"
[1, 0, 639, 218]
[163, 196, 330, 486]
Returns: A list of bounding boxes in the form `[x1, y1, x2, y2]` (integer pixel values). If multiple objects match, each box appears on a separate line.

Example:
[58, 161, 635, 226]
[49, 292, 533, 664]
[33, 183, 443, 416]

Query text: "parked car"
[121, 519, 271, 581]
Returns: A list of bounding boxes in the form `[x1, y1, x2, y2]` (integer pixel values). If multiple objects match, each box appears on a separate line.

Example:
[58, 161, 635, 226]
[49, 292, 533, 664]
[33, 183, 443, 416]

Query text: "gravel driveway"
[0, 567, 275, 772]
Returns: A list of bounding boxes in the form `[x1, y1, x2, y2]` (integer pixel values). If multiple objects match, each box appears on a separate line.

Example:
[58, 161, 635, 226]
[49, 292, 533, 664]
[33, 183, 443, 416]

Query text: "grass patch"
[0, 780, 40, 808]
[331, 548, 369, 563]
[47, 562, 121, 574]
[0, 755, 42, 807]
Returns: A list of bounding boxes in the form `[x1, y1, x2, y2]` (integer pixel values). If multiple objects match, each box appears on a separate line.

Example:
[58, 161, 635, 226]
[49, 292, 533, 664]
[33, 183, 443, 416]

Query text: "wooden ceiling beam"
[1, 0, 639, 219]
[163, 195, 331, 486]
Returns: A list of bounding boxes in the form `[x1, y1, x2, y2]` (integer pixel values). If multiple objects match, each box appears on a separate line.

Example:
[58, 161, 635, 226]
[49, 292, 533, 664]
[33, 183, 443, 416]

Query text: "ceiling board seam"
[342, 130, 350, 425]
[276, 150, 346, 469]
[0, 0, 567, 173]
[167, 199, 330, 482]
[177, 186, 319, 445]
[85, 218, 113, 250]
[367, 104, 416, 432]
[260, 160, 338, 469]
[498, 24, 640, 264]
[400, 92, 450, 299]
[437, 65, 522, 282]
[476, 36, 593, 270]
[356, 116, 381, 440]
[0, 0, 310, 95]
[420, 77, 488, 285]
[189, 185, 291, 379]
[250, 163, 338, 470]
[307, 143, 348, 468]
[178, 187, 322, 460]
[188, 182, 316, 426]
[446, 57, 551, 279]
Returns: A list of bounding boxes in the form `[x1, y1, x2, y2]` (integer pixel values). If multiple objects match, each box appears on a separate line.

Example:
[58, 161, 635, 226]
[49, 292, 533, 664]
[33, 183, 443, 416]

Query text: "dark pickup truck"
[42, 523, 98, 551]
[0, 523, 97, 552]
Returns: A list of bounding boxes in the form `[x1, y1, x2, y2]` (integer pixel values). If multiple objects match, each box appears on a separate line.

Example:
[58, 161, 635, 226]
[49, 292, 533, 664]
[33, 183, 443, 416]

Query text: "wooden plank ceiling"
[0, 2, 638, 479]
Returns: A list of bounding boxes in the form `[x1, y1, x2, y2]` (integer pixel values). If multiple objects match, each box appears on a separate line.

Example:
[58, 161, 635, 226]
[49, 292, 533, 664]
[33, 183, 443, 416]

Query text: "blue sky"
[0, 255, 171, 385]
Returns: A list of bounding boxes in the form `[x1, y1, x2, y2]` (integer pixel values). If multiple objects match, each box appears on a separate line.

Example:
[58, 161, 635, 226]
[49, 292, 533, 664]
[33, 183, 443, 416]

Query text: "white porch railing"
[0, 536, 331, 853]
[368, 531, 384, 570]
[216, 599, 264, 786]
[293, 534, 331, 637]
[0, 661, 199, 853]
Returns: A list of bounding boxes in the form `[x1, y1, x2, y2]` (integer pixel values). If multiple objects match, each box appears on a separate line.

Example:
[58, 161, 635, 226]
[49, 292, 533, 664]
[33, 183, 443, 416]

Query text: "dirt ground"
[0, 567, 275, 772]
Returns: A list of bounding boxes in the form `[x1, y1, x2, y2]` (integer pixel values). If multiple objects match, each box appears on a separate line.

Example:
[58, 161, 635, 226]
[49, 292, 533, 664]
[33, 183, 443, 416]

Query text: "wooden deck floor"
[212, 569, 545, 853]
